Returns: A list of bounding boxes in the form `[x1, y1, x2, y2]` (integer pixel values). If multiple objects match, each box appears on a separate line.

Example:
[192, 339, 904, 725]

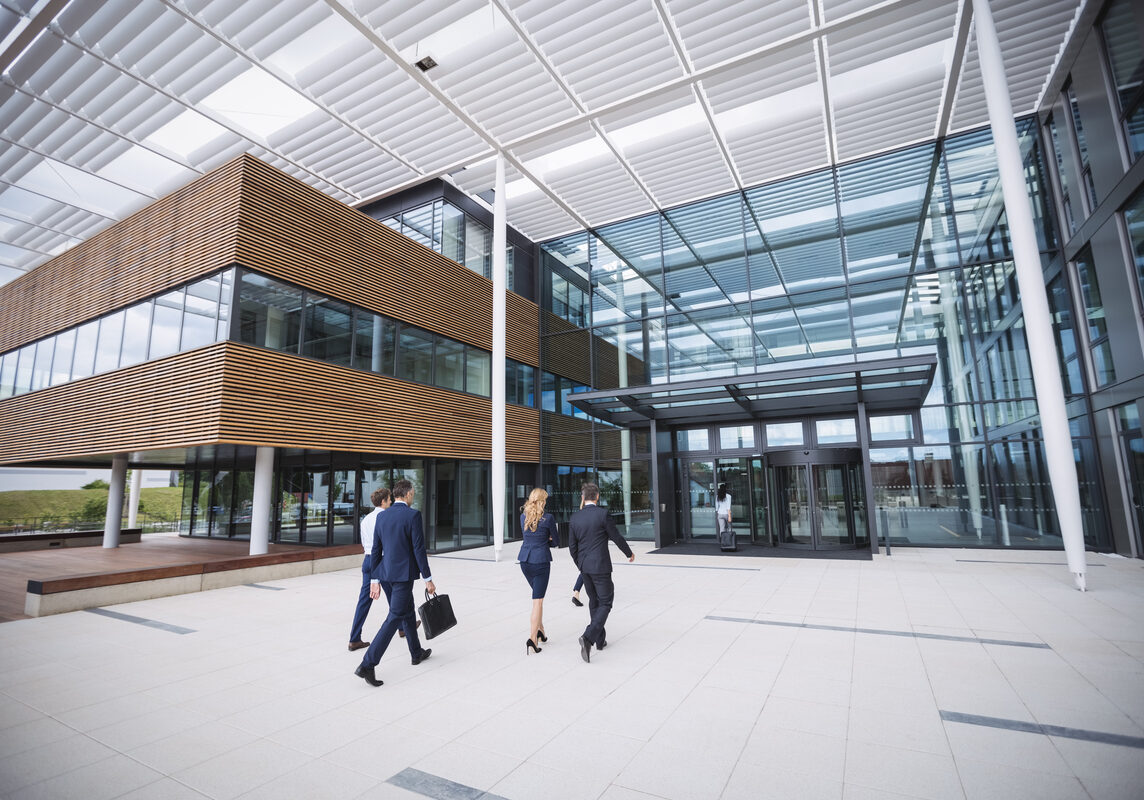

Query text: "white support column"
[127, 464, 142, 529]
[492, 154, 507, 561]
[103, 454, 128, 548]
[973, 0, 1087, 590]
[250, 446, 275, 555]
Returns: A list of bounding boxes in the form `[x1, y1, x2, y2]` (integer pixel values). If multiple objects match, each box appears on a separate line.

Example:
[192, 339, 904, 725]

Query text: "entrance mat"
[648, 543, 873, 560]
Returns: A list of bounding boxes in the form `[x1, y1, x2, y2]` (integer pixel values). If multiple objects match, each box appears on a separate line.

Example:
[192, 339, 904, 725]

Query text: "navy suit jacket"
[370, 501, 431, 583]
[569, 503, 632, 575]
[518, 513, 556, 564]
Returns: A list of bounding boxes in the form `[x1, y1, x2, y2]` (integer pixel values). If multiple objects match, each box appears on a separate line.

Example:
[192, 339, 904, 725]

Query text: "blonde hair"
[521, 488, 548, 532]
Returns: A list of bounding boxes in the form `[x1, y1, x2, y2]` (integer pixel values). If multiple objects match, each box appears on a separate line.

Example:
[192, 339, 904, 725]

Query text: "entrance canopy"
[570, 355, 937, 427]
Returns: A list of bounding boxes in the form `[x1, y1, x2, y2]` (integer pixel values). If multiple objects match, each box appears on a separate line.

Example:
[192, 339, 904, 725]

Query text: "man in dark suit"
[568, 482, 634, 663]
[354, 479, 435, 687]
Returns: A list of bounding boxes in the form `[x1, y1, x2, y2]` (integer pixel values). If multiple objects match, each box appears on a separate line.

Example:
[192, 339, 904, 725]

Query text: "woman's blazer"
[518, 512, 556, 563]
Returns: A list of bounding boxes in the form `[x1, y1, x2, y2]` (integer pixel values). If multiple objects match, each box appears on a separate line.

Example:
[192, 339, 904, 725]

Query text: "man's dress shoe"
[579, 635, 591, 663]
[348, 640, 369, 651]
[398, 620, 422, 639]
[411, 648, 432, 665]
[354, 665, 383, 686]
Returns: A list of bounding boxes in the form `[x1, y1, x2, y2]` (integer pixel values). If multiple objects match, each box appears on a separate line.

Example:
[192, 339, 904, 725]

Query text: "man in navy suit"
[354, 479, 436, 687]
[568, 482, 634, 663]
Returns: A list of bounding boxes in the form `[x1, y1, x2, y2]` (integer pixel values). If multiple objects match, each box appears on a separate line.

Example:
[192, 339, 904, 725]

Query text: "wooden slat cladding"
[234, 157, 540, 367]
[0, 163, 244, 353]
[540, 309, 592, 385]
[1, 154, 540, 369]
[0, 345, 227, 465]
[218, 344, 539, 462]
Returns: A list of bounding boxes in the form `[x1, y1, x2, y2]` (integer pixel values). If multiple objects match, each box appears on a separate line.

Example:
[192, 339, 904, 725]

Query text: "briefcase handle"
[424, 588, 438, 601]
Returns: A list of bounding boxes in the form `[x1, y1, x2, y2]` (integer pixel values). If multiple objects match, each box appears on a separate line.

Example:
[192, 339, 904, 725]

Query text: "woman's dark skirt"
[520, 561, 551, 599]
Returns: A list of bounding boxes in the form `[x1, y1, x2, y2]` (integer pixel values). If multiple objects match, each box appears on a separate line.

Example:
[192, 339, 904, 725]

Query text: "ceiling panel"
[0, 0, 1084, 282]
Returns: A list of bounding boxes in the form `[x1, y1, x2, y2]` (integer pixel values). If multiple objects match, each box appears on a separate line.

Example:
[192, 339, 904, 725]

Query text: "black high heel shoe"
[526, 638, 542, 654]
[535, 629, 548, 643]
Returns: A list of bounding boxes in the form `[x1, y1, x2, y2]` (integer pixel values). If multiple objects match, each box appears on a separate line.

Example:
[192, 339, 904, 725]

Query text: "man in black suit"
[568, 482, 634, 663]
[354, 479, 435, 687]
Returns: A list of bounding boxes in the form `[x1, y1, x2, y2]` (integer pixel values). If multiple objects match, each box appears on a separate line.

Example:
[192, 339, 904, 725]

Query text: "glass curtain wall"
[180, 450, 497, 552]
[539, 121, 1110, 549]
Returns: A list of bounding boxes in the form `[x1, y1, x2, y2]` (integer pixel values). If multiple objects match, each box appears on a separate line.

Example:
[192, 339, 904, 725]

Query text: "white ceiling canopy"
[0, 0, 1082, 284]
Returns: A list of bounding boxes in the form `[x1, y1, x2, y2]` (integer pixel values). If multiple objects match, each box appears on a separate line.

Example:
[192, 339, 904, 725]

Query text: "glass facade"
[0, 267, 538, 409]
[377, 197, 528, 294]
[538, 120, 1112, 550]
[0, 269, 233, 399]
[179, 448, 517, 551]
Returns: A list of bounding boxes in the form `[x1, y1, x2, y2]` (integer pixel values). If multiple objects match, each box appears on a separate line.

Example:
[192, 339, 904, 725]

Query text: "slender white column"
[127, 464, 142, 529]
[973, 0, 1086, 590]
[491, 154, 507, 560]
[250, 446, 275, 555]
[103, 454, 128, 548]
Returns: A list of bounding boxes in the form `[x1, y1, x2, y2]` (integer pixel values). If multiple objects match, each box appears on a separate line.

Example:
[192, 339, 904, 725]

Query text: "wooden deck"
[0, 535, 316, 622]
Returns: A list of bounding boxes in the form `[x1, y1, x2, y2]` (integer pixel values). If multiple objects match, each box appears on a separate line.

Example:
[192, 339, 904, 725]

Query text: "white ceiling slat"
[666, 0, 811, 71]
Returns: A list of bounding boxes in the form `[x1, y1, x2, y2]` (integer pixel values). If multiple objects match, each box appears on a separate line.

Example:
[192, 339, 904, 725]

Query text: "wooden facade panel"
[0, 346, 226, 465]
[0, 164, 244, 353]
[234, 158, 540, 367]
[217, 344, 539, 462]
[1, 155, 541, 370]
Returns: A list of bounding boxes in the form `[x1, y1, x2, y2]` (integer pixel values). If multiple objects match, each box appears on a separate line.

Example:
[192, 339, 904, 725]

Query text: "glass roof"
[0, 0, 1082, 285]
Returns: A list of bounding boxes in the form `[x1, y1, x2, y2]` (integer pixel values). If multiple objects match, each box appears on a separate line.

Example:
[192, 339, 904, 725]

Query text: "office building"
[1, 0, 1142, 566]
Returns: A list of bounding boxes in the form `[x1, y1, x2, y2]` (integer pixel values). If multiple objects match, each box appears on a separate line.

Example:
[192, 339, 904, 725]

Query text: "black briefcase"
[417, 590, 457, 639]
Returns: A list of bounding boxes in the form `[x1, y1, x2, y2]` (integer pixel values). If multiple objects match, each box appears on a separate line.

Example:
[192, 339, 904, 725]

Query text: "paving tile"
[8, 753, 163, 800]
[0, 733, 116, 795]
[843, 740, 963, 800]
[954, 758, 1088, 800]
[172, 738, 312, 800]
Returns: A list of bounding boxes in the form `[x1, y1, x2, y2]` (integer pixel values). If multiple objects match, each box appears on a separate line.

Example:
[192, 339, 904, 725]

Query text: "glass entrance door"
[686, 460, 716, 539]
[768, 449, 868, 550]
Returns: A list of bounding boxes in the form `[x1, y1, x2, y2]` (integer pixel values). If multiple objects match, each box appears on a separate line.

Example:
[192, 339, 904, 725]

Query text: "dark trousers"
[349, 555, 373, 643]
[360, 580, 423, 668]
[350, 556, 413, 643]
[580, 572, 614, 647]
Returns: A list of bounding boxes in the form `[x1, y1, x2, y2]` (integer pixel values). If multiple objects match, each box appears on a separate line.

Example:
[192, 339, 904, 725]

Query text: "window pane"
[184, 276, 221, 351]
[303, 295, 353, 366]
[120, 301, 152, 367]
[13, 344, 34, 394]
[1102, 0, 1144, 157]
[520, 363, 535, 407]
[466, 348, 491, 396]
[31, 338, 53, 391]
[0, 352, 15, 398]
[94, 310, 125, 373]
[150, 289, 184, 359]
[870, 414, 914, 441]
[216, 268, 233, 341]
[541, 370, 556, 412]
[676, 429, 709, 451]
[51, 328, 76, 385]
[1125, 188, 1144, 301]
[71, 320, 99, 379]
[765, 422, 803, 447]
[435, 337, 465, 391]
[402, 202, 437, 249]
[816, 418, 856, 444]
[397, 326, 434, 384]
[354, 311, 395, 373]
[237, 273, 303, 352]
[719, 425, 754, 449]
[441, 202, 464, 264]
[465, 217, 490, 278]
